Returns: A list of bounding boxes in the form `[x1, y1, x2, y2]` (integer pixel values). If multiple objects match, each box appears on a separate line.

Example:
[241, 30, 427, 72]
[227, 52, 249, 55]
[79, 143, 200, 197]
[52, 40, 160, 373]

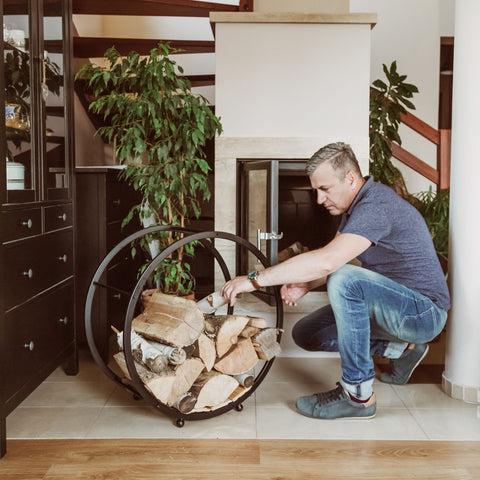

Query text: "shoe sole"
[295, 408, 377, 420]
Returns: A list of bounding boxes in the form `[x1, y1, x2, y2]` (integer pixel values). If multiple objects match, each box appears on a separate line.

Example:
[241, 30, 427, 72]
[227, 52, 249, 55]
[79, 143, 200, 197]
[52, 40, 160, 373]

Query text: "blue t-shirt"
[338, 176, 450, 310]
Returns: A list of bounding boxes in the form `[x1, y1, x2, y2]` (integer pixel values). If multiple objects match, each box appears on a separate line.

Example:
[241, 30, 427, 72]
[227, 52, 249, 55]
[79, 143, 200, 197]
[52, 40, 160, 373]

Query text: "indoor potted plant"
[76, 43, 222, 296]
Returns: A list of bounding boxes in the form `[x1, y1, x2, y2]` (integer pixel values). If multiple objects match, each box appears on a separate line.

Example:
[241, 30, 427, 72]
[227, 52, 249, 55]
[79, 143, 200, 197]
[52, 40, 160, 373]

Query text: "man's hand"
[220, 275, 256, 306]
[280, 283, 310, 306]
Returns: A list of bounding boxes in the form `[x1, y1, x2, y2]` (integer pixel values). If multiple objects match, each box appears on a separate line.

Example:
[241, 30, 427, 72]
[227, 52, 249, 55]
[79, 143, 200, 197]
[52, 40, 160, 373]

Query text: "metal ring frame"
[84, 227, 284, 425]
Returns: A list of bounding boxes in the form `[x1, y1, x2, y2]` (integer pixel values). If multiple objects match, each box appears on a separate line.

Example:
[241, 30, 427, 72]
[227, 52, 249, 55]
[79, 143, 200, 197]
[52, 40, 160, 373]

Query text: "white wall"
[439, 0, 455, 36]
[215, 22, 371, 149]
[351, 0, 441, 195]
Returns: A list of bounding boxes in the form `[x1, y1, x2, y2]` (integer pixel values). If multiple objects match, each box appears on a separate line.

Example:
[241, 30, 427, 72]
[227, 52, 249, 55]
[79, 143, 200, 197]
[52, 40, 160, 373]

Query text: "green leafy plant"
[414, 187, 449, 272]
[76, 43, 222, 295]
[369, 61, 419, 197]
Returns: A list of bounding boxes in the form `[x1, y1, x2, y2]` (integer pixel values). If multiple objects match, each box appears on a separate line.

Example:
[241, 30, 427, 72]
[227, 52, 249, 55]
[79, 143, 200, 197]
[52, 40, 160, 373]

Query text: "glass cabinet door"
[42, 0, 68, 200]
[3, 0, 35, 202]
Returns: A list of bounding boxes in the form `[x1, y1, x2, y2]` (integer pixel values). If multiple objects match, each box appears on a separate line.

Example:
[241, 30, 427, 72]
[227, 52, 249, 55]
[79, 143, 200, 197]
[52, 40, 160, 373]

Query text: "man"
[221, 142, 450, 420]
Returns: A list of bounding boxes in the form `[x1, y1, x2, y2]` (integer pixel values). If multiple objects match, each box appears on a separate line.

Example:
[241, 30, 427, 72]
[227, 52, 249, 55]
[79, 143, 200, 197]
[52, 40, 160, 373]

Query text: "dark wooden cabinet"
[75, 167, 142, 359]
[0, 0, 76, 457]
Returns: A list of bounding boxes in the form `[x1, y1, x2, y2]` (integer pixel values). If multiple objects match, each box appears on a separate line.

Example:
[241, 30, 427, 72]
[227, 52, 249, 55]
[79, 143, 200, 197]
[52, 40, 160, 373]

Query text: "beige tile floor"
[6, 352, 480, 441]
[7, 293, 480, 441]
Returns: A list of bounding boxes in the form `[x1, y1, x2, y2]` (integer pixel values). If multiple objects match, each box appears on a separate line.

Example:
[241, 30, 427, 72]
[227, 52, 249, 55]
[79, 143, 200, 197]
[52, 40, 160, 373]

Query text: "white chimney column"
[442, 0, 480, 404]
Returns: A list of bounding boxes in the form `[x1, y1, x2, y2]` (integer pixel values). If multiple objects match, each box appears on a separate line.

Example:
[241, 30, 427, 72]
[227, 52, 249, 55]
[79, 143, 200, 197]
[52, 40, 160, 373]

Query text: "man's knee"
[292, 308, 338, 352]
[327, 264, 361, 293]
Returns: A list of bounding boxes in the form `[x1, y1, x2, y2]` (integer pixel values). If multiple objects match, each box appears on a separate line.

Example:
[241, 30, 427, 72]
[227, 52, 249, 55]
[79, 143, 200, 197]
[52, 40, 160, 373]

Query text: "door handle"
[257, 228, 283, 251]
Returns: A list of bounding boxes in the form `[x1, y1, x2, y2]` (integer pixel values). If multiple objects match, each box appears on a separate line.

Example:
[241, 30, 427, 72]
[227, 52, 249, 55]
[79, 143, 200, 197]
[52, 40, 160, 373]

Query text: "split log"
[214, 338, 258, 375]
[197, 291, 228, 314]
[192, 333, 216, 372]
[113, 352, 204, 407]
[252, 328, 282, 361]
[205, 314, 266, 357]
[190, 371, 239, 409]
[240, 317, 269, 339]
[132, 291, 204, 347]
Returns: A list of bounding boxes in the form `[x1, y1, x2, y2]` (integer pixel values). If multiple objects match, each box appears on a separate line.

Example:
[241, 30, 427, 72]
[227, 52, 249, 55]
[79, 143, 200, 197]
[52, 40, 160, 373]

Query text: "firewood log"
[205, 314, 266, 357]
[113, 352, 204, 407]
[252, 328, 282, 361]
[132, 291, 204, 347]
[214, 338, 259, 375]
[239, 317, 269, 338]
[196, 291, 228, 314]
[190, 371, 239, 409]
[192, 333, 216, 371]
[115, 329, 186, 373]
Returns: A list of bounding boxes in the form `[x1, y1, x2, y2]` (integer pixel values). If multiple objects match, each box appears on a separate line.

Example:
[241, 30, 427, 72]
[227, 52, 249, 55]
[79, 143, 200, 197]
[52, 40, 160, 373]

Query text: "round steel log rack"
[84, 227, 283, 427]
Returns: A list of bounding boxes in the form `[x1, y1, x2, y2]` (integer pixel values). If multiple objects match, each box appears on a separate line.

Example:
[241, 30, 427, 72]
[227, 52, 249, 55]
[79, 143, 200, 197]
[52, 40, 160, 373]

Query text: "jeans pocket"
[398, 305, 446, 344]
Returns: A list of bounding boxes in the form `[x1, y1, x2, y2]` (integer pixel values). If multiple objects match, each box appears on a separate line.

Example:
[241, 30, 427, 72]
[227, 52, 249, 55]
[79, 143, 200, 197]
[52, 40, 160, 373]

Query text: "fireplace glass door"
[237, 159, 339, 293]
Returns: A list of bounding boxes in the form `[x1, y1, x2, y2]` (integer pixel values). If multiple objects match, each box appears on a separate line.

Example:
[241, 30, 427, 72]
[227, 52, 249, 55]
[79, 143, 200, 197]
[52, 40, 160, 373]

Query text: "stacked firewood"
[113, 291, 281, 414]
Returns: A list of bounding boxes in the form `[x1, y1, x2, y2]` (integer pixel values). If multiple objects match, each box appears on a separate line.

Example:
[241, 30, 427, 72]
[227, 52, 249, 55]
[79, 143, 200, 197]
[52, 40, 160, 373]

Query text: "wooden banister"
[400, 111, 439, 145]
[389, 110, 451, 191]
[390, 142, 439, 184]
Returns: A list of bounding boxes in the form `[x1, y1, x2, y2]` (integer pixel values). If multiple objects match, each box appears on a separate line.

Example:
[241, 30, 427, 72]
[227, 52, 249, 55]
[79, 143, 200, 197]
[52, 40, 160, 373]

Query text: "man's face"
[309, 162, 357, 216]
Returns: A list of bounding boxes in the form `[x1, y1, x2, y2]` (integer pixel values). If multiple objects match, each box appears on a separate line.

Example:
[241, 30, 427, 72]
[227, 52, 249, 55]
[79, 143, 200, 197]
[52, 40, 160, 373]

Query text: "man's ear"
[345, 170, 357, 187]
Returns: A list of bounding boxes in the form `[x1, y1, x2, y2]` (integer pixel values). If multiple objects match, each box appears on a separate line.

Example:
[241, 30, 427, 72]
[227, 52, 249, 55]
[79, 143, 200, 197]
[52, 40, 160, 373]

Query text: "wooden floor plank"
[1, 439, 480, 480]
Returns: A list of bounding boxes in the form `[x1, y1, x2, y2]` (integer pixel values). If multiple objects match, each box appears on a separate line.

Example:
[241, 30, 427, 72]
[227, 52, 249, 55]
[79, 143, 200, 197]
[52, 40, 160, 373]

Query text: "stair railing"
[391, 110, 451, 190]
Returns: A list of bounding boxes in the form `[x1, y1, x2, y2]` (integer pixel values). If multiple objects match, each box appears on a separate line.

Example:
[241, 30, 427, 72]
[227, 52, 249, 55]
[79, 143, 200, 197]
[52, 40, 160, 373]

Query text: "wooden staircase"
[72, 0, 252, 81]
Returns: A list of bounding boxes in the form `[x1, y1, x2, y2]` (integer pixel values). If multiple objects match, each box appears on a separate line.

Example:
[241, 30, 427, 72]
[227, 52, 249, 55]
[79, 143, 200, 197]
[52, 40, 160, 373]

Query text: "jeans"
[292, 264, 448, 397]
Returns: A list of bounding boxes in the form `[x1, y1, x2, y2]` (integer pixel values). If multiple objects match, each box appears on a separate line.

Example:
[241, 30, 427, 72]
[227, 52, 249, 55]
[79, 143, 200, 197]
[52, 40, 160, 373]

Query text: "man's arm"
[221, 233, 371, 305]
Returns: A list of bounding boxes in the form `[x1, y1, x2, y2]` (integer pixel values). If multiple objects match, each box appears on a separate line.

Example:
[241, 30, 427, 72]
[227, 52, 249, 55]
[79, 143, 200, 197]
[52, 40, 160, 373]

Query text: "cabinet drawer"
[4, 230, 73, 310]
[1, 208, 42, 243]
[44, 203, 73, 232]
[3, 282, 74, 401]
[106, 218, 140, 252]
[106, 177, 139, 223]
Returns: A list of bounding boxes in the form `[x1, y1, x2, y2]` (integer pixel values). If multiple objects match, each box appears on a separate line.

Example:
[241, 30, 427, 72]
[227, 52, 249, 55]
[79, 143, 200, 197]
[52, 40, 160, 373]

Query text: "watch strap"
[247, 270, 261, 290]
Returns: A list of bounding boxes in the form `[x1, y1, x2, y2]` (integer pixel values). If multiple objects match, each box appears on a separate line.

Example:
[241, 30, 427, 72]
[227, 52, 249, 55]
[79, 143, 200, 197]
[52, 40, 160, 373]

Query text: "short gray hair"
[306, 142, 362, 179]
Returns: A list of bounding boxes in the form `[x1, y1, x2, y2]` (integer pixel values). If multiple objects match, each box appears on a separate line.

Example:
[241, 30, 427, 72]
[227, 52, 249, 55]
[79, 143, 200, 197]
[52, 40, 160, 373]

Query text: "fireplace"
[237, 159, 340, 277]
[210, 11, 375, 290]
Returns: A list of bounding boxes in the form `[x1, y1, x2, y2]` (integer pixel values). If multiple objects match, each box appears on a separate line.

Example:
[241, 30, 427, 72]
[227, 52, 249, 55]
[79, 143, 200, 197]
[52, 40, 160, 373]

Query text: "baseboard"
[442, 373, 480, 404]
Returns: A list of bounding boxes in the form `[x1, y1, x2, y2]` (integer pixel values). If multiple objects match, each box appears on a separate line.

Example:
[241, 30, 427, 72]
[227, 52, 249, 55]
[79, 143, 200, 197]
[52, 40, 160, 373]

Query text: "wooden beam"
[391, 142, 439, 184]
[437, 129, 451, 190]
[73, 37, 215, 58]
[72, 0, 239, 16]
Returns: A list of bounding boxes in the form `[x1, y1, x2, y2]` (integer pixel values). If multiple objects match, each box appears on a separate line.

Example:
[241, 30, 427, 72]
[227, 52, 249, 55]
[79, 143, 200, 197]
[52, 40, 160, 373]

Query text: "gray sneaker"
[296, 383, 377, 419]
[379, 343, 429, 385]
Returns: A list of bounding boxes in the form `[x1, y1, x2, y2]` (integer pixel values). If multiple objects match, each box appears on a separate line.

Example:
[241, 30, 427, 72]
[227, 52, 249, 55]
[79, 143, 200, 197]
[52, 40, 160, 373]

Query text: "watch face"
[248, 270, 258, 280]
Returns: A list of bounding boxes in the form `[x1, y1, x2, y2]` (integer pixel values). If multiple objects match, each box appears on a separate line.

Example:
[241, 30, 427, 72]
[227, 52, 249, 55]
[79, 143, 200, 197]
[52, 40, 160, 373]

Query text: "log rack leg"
[176, 418, 185, 428]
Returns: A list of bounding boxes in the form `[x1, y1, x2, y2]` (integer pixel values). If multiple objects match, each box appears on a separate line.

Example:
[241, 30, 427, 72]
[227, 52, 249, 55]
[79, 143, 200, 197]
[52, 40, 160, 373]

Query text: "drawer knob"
[59, 316, 68, 325]
[22, 219, 33, 229]
[113, 199, 121, 206]
[24, 341, 35, 351]
[113, 293, 122, 299]
[58, 213, 67, 221]
[23, 268, 33, 278]
[58, 254, 68, 263]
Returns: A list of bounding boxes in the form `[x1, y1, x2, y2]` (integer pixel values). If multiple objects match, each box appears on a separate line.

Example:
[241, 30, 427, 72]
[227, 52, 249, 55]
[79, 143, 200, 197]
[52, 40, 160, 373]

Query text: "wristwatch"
[247, 270, 261, 290]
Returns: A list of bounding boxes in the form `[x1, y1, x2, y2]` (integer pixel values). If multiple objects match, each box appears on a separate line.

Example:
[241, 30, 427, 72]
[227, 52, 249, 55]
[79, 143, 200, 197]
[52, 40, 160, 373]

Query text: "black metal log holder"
[84, 227, 284, 427]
